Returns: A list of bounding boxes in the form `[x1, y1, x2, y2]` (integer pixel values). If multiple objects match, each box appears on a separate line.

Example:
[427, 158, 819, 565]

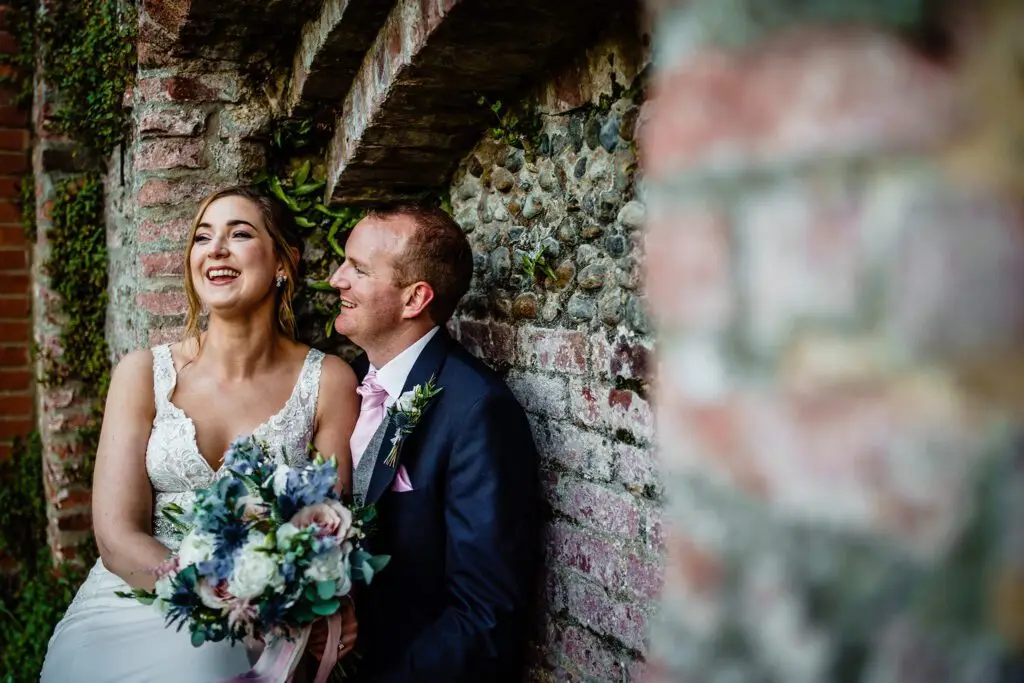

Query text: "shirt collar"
[370, 326, 440, 400]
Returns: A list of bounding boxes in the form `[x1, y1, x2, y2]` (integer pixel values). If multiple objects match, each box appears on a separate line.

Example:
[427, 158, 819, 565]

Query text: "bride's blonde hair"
[182, 186, 303, 353]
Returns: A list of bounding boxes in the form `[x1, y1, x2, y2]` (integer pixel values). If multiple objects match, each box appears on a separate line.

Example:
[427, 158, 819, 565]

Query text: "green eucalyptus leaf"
[316, 580, 336, 600]
[191, 629, 206, 647]
[312, 599, 341, 616]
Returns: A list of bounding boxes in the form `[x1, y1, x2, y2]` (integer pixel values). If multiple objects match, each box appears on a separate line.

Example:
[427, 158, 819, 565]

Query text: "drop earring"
[276, 275, 285, 288]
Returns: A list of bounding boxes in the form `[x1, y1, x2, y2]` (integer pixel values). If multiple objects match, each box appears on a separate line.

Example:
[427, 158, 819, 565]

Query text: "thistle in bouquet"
[119, 436, 388, 678]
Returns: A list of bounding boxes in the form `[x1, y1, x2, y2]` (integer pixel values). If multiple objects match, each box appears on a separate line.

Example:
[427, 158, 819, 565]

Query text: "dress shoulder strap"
[150, 344, 176, 413]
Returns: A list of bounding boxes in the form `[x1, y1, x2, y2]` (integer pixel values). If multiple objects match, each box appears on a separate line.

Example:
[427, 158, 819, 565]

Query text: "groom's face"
[328, 215, 412, 346]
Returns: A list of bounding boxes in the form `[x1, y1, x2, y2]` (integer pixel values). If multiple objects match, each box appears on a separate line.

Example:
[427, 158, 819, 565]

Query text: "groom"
[328, 204, 541, 683]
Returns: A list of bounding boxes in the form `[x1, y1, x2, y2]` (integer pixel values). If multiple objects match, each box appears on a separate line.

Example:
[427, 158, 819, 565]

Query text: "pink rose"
[197, 578, 233, 610]
[289, 500, 353, 541]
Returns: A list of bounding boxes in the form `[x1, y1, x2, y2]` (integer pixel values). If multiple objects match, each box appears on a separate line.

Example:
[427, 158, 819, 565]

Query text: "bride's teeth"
[208, 268, 239, 279]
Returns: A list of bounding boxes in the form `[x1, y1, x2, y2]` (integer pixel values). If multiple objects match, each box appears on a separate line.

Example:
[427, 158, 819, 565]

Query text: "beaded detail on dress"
[146, 344, 324, 549]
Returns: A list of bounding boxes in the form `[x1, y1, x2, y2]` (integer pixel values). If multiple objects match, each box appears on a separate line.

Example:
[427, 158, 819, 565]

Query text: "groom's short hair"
[369, 203, 473, 324]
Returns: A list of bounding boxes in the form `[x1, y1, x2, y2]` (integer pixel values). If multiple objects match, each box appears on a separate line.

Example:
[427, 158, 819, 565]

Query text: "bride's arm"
[91, 349, 170, 590]
[312, 354, 358, 497]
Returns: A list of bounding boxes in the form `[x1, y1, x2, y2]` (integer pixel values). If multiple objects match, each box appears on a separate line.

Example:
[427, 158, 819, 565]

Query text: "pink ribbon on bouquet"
[224, 612, 343, 683]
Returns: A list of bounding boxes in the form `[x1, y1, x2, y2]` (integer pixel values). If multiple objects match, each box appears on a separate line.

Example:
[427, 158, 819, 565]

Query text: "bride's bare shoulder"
[318, 352, 358, 400]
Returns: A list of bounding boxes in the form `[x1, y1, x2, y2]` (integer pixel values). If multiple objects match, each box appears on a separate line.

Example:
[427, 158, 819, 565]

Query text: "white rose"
[228, 535, 280, 599]
[155, 573, 175, 601]
[197, 578, 232, 610]
[395, 391, 416, 413]
[177, 532, 215, 568]
[304, 546, 343, 583]
[272, 464, 292, 496]
[276, 522, 301, 550]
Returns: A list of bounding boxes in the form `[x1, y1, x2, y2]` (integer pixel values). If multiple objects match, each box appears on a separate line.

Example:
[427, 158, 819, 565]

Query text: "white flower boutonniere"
[384, 375, 443, 468]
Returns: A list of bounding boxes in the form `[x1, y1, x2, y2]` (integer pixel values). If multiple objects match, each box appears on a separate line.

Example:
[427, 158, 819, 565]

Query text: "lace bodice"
[147, 344, 324, 549]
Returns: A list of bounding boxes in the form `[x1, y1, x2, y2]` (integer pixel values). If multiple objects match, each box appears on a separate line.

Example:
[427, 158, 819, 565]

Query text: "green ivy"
[0, 0, 38, 108]
[258, 117, 365, 341]
[0, 433, 93, 683]
[38, 0, 137, 159]
[18, 174, 35, 242]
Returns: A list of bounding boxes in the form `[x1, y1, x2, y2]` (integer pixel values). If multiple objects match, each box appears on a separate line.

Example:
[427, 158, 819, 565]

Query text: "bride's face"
[188, 196, 283, 316]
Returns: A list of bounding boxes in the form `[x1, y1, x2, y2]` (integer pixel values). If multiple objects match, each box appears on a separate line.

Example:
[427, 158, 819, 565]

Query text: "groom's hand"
[307, 598, 358, 661]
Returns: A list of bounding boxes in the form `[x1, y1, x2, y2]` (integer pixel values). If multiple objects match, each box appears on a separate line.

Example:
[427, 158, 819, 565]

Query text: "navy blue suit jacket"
[351, 330, 541, 683]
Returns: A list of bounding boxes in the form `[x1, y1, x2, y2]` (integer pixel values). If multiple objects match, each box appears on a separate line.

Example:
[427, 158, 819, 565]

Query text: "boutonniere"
[384, 375, 443, 468]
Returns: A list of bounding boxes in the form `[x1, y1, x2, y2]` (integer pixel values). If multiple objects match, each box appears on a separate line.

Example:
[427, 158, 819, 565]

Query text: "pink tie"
[351, 371, 389, 469]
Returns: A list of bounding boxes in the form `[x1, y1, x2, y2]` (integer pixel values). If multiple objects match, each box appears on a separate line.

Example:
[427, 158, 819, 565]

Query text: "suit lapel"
[364, 330, 451, 505]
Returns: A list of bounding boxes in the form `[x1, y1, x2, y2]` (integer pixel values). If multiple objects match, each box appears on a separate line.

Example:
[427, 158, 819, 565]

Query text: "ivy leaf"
[293, 159, 311, 187]
[293, 181, 325, 196]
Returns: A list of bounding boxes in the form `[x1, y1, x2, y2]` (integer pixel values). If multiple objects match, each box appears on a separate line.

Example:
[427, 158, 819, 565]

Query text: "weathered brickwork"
[448, 30, 656, 680]
[643, 1, 1024, 682]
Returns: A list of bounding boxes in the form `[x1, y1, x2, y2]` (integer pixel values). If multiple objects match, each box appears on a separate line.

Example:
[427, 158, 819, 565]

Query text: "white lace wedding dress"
[40, 344, 325, 683]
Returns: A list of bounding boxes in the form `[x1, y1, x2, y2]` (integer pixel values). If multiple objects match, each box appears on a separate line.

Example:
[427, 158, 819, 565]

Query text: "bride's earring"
[276, 275, 285, 288]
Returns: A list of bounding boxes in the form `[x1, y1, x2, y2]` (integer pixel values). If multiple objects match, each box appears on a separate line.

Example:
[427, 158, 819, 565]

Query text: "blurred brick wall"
[642, 1, 1024, 682]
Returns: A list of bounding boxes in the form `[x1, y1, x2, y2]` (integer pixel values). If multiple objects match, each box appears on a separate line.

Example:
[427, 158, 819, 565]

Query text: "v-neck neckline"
[163, 348, 313, 475]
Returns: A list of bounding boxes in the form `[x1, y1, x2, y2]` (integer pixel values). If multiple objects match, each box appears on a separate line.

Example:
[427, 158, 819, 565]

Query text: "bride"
[41, 186, 359, 682]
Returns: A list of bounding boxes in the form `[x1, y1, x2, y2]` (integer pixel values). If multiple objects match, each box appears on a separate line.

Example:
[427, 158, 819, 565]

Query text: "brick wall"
[449, 28, 657, 681]
[643, 1, 1024, 681]
[0, 3, 33, 463]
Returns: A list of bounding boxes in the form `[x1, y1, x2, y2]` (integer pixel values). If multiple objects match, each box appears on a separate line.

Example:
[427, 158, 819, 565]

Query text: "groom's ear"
[401, 281, 434, 320]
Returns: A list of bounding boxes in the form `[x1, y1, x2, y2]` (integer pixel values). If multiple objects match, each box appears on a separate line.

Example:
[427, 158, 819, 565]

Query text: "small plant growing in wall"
[477, 94, 543, 159]
[519, 240, 557, 285]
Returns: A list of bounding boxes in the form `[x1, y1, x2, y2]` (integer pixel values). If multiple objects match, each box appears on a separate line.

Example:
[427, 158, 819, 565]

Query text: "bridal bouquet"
[119, 436, 388, 682]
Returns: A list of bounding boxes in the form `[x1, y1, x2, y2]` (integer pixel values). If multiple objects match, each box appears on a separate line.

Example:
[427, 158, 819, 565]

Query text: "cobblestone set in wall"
[643, 1, 1024, 681]
[448, 57, 658, 680]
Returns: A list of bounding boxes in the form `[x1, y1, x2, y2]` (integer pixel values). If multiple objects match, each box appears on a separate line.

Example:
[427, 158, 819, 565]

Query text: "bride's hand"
[307, 598, 358, 661]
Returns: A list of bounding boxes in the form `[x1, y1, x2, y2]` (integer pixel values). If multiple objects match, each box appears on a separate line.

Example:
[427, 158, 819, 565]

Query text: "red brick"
[562, 577, 647, 651]
[137, 75, 239, 104]
[0, 32, 16, 56]
[140, 251, 185, 277]
[506, 371, 568, 419]
[0, 417, 32, 438]
[0, 106, 27, 127]
[52, 487, 92, 510]
[138, 178, 217, 208]
[570, 380, 655, 443]
[0, 249, 26, 271]
[0, 150, 27, 173]
[0, 128, 27, 150]
[641, 29, 956, 180]
[138, 218, 191, 243]
[558, 624, 626, 681]
[548, 522, 623, 589]
[0, 271, 28, 291]
[0, 225, 25, 246]
[135, 137, 206, 171]
[149, 325, 185, 347]
[138, 106, 207, 137]
[592, 333, 652, 381]
[626, 554, 664, 600]
[517, 326, 587, 375]
[556, 479, 640, 538]
[0, 319, 27, 342]
[0, 368, 29, 390]
[458, 319, 514, 365]
[0, 296, 27, 318]
[55, 511, 92, 532]
[0, 345, 28, 365]
[0, 393, 32, 417]
[0, 176, 20, 198]
[136, 291, 187, 316]
[535, 422, 614, 480]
